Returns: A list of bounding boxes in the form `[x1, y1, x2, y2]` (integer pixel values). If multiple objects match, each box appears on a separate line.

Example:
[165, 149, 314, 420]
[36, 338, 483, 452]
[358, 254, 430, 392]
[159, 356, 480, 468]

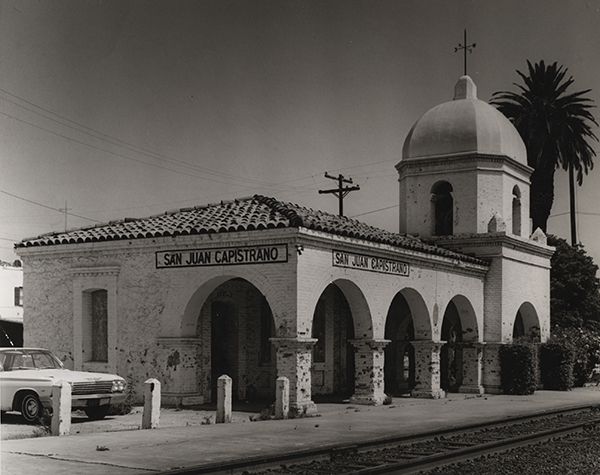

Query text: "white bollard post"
[51, 380, 71, 436]
[142, 378, 161, 429]
[216, 375, 232, 423]
[275, 376, 289, 419]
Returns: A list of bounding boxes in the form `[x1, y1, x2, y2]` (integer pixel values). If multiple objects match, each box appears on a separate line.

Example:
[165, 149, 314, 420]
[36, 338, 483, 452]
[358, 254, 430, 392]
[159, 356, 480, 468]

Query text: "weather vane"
[454, 29, 476, 76]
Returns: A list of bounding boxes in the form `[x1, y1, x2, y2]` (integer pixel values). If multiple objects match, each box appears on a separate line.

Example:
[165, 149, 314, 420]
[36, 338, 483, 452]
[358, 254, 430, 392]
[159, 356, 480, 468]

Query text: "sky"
[1, 0, 600, 266]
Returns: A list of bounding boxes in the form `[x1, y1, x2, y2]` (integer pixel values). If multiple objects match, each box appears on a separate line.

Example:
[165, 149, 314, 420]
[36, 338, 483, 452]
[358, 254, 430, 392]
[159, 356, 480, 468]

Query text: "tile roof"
[16, 195, 485, 265]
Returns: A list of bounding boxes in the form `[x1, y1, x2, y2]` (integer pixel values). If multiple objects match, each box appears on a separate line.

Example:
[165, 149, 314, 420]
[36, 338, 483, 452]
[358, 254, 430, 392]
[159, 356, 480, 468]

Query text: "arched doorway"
[440, 295, 479, 393]
[384, 293, 415, 395]
[512, 302, 541, 342]
[311, 284, 355, 400]
[197, 278, 276, 403]
[440, 301, 463, 392]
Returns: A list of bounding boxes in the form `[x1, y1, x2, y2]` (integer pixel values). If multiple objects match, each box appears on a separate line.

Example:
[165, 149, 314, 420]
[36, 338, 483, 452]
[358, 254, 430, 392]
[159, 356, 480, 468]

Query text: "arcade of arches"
[188, 276, 543, 409]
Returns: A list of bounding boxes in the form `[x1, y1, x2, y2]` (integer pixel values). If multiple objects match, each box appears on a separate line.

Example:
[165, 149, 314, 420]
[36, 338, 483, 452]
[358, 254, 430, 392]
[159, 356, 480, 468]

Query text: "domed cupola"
[397, 76, 532, 239]
[402, 76, 527, 165]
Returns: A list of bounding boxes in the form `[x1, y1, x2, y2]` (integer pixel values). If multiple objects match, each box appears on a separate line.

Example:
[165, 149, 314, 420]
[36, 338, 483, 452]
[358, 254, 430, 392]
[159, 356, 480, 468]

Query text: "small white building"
[0, 259, 24, 346]
[16, 76, 553, 411]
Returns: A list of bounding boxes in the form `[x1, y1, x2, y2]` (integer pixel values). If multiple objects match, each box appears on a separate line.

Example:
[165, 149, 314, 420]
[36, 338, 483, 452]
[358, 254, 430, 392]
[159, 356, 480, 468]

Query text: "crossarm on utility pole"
[318, 172, 360, 216]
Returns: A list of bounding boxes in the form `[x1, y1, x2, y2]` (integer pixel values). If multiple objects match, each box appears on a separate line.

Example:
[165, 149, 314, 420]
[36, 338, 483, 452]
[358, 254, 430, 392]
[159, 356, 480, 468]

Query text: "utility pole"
[58, 200, 71, 232]
[318, 172, 360, 217]
[454, 29, 476, 76]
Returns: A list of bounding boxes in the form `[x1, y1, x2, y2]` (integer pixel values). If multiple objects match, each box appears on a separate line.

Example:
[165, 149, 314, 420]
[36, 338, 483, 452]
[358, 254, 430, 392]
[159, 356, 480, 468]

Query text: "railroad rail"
[159, 405, 600, 475]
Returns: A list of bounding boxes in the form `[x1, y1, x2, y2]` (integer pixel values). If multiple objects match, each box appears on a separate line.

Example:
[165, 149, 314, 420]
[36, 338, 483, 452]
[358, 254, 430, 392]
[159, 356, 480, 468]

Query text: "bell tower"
[397, 76, 531, 239]
[397, 76, 554, 394]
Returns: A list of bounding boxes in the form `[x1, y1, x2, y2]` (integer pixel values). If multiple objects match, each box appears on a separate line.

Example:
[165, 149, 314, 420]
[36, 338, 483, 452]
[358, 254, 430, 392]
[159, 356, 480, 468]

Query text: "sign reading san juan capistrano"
[332, 250, 409, 276]
[156, 244, 288, 268]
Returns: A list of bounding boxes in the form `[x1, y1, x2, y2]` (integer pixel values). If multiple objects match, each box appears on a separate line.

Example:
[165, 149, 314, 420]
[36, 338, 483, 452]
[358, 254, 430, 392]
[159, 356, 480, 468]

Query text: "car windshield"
[1, 350, 64, 371]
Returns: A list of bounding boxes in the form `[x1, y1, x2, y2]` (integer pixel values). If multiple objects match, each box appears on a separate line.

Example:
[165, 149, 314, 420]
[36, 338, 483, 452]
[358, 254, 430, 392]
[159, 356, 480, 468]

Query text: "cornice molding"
[69, 266, 120, 277]
[396, 152, 533, 176]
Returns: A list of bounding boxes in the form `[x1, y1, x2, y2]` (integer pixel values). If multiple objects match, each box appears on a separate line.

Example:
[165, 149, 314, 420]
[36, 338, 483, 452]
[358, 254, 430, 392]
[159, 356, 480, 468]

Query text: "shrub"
[500, 343, 537, 395]
[550, 326, 600, 386]
[539, 342, 574, 390]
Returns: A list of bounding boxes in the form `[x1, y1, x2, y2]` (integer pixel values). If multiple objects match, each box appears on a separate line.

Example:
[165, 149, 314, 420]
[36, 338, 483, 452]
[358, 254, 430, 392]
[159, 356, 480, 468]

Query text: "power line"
[0, 87, 277, 188]
[0, 189, 101, 223]
[351, 204, 399, 218]
[549, 210, 600, 218]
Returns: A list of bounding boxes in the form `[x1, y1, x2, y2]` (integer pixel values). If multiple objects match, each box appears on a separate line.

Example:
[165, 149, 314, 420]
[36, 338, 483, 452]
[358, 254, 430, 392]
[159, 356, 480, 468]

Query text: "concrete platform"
[2, 387, 600, 475]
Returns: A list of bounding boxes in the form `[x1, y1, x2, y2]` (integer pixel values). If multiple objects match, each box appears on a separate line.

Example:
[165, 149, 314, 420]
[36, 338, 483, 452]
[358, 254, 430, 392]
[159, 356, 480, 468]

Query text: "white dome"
[402, 76, 527, 165]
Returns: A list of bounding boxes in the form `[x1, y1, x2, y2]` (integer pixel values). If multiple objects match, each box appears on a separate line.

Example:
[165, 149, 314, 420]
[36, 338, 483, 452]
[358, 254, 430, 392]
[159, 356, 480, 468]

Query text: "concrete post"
[51, 380, 71, 436]
[270, 337, 318, 416]
[216, 375, 232, 423]
[275, 376, 289, 419]
[142, 378, 161, 429]
[410, 340, 445, 399]
[459, 343, 485, 394]
[349, 339, 390, 405]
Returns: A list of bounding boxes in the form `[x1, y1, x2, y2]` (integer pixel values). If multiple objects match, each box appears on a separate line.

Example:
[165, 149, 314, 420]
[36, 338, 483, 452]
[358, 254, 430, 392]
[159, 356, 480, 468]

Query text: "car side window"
[13, 353, 34, 369]
[32, 352, 58, 369]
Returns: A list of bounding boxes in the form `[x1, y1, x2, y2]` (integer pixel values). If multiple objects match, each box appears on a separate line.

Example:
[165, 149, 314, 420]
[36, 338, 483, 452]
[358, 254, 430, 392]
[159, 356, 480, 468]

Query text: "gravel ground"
[424, 425, 600, 475]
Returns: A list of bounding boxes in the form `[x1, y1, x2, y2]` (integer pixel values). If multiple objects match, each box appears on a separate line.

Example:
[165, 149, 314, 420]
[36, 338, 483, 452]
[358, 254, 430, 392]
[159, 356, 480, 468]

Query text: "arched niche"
[512, 302, 541, 343]
[431, 181, 454, 236]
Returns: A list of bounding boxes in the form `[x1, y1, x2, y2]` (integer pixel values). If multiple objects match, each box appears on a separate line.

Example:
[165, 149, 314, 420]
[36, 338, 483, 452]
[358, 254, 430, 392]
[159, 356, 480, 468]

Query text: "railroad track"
[159, 405, 600, 475]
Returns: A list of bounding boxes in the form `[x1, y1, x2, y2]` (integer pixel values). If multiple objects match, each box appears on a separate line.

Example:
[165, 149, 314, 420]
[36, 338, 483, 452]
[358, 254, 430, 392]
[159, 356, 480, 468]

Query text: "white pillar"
[459, 343, 485, 394]
[349, 339, 390, 405]
[410, 340, 445, 399]
[51, 381, 71, 436]
[142, 378, 161, 429]
[270, 337, 318, 416]
[275, 376, 289, 419]
[216, 375, 232, 423]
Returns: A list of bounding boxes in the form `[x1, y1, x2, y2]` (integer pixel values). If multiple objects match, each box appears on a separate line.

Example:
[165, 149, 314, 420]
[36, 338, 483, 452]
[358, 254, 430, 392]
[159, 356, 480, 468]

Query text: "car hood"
[3, 369, 124, 383]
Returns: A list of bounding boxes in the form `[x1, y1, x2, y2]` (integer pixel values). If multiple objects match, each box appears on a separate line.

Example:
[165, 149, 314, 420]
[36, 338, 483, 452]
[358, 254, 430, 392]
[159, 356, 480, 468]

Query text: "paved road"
[2, 388, 600, 475]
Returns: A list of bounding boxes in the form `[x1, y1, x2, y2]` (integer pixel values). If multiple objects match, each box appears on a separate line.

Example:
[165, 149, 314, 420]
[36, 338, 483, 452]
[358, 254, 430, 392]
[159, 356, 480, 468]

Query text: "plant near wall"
[548, 235, 600, 329]
[539, 342, 575, 390]
[550, 326, 600, 386]
[499, 343, 537, 395]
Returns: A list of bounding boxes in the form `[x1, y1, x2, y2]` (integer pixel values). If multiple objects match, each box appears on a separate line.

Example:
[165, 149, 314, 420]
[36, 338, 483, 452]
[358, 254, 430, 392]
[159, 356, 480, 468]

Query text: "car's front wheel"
[84, 405, 110, 420]
[20, 393, 42, 423]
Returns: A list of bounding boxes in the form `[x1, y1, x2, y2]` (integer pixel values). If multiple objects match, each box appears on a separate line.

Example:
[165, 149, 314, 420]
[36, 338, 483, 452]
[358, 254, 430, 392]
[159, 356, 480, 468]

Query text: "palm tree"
[491, 60, 598, 243]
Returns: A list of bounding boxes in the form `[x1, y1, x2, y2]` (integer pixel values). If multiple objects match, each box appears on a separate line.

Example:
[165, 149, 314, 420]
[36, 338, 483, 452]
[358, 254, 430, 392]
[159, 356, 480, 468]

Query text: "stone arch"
[431, 180, 454, 236]
[307, 278, 374, 340]
[440, 295, 479, 393]
[311, 282, 357, 399]
[398, 288, 432, 340]
[383, 288, 431, 395]
[181, 273, 281, 337]
[513, 302, 541, 342]
[186, 276, 277, 403]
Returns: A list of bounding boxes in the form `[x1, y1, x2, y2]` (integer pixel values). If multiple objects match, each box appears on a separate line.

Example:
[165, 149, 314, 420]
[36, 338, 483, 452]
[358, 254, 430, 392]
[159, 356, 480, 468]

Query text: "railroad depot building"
[16, 77, 553, 412]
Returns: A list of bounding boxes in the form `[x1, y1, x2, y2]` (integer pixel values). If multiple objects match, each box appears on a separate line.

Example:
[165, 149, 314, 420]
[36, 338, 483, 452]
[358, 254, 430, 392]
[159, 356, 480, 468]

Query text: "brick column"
[349, 339, 390, 405]
[410, 340, 445, 399]
[482, 342, 504, 394]
[270, 337, 318, 415]
[459, 343, 484, 394]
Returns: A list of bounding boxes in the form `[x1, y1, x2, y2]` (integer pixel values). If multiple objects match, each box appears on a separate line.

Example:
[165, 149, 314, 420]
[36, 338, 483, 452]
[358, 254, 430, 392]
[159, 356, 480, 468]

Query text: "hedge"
[539, 342, 574, 390]
[500, 343, 537, 395]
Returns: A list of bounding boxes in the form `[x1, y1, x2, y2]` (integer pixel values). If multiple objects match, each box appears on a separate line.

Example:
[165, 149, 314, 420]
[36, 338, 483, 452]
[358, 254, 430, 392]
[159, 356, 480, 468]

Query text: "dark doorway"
[311, 284, 355, 401]
[440, 301, 463, 392]
[211, 301, 237, 400]
[384, 294, 415, 395]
